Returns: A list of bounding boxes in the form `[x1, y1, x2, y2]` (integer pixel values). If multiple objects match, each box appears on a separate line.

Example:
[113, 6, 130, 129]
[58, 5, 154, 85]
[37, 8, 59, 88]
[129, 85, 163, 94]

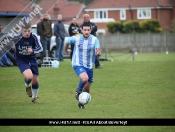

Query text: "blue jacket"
[54, 21, 66, 39]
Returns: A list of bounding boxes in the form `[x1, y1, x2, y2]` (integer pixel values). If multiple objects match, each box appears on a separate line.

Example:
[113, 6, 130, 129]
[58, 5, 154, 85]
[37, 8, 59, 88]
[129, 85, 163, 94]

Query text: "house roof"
[0, 0, 30, 12]
[38, 0, 85, 20]
[0, 0, 85, 19]
[85, 0, 173, 9]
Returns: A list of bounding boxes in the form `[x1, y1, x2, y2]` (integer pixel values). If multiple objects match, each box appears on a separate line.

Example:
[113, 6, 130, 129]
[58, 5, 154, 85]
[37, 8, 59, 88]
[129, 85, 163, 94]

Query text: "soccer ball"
[79, 92, 91, 105]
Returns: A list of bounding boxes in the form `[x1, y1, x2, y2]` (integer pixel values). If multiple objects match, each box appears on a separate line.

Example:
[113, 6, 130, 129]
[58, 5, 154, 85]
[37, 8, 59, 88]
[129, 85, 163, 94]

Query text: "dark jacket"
[68, 23, 79, 36]
[54, 20, 66, 39]
[79, 21, 97, 36]
[36, 21, 42, 36]
[41, 19, 52, 38]
[38, 19, 52, 38]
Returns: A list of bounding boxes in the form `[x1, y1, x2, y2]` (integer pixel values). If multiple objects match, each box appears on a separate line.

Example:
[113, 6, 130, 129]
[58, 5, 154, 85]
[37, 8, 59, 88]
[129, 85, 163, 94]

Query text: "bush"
[106, 19, 162, 34]
[139, 19, 161, 33]
[122, 20, 142, 33]
[106, 22, 121, 34]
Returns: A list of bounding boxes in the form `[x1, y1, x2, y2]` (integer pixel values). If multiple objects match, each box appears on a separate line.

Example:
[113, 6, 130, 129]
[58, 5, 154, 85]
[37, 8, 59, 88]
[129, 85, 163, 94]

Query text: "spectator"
[0, 25, 13, 67]
[37, 13, 52, 57]
[54, 14, 66, 61]
[68, 17, 80, 60]
[80, 14, 102, 69]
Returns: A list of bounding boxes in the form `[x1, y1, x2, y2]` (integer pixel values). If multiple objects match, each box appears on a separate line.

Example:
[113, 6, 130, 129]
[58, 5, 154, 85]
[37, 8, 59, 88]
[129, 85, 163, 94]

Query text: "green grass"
[0, 52, 175, 132]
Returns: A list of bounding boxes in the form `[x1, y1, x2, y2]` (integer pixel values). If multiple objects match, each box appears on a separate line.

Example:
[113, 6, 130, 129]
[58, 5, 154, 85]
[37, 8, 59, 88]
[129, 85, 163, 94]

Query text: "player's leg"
[30, 60, 40, 103]
[83, 82, 91, 93]
[74, 66, 88, 100]
[23, 69, 33, 97]
[17, 60, 32, 97]
[78, 82, 92, 109]
[75, 80, 85, 100]
[83, 67, 93, 93]
[79, 68, 93, 109]
[31, 75, 40, 103]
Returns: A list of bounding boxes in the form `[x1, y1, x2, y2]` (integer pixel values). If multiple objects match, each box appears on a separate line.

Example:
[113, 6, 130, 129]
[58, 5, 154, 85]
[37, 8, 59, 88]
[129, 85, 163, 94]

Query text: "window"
[95, 11, 107, 19]
[137, 9, 151, 19]
[120, 9, 126, 20]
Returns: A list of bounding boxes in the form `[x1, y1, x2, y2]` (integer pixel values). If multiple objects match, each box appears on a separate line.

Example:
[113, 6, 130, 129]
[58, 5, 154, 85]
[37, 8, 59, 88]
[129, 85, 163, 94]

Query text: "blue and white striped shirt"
[67, 34, 100, 69]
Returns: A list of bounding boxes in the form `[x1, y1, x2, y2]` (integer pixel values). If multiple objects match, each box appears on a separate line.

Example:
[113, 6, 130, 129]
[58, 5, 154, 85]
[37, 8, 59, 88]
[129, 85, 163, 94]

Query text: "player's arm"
[32, 34, 43, 54]
[65, 43, 69, 54]
[65, 37, 75, 53]
[94, 38, 101, 56]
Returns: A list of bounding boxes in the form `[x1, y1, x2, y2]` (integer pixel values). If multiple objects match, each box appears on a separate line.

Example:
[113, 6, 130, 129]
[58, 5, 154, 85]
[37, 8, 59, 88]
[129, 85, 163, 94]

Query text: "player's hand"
[95, 48, 101, 56]
[28, 48, 33, 53]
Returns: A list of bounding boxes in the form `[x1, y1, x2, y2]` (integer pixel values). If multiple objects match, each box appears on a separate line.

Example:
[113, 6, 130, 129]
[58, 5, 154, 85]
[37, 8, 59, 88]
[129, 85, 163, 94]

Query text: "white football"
[79, 92, 91, 105]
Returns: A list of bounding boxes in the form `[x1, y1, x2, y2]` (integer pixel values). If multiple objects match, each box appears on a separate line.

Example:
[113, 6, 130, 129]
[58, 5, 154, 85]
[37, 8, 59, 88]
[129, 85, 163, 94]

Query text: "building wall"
[157, 9, 173, 28]
[91, 8, 174, 34]
[0, 17, 24, 33]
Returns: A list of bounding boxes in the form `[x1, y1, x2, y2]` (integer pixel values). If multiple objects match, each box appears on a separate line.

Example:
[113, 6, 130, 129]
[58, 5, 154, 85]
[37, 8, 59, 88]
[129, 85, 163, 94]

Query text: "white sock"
[32, 88, 39, 98]
[25, 83, 30, 88]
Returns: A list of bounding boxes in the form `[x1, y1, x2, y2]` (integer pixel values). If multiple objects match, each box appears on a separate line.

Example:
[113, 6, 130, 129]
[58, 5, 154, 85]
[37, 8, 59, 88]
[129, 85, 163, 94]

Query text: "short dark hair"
[22, 23, 31, 29]
[82, 22, 91, 29]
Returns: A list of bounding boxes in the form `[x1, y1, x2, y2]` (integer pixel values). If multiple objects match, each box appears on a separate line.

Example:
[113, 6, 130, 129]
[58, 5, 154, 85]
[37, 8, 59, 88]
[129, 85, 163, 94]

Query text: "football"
[78, 92, 91, 105]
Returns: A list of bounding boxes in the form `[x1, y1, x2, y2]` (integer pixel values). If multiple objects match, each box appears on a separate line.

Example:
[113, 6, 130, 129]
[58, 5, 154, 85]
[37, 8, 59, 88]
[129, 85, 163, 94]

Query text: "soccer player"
[14, 22, 43, 103]
[65, 22, 101, 109]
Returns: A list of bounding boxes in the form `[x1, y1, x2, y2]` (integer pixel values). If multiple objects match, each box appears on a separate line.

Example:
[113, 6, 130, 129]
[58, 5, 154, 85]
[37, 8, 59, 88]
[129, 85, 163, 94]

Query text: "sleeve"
[38, 22, 44, 36]
[68, 25, 72, 36]
[67, 36, 76, 45]
[54, 23, 58, 37]
[91, 22, 97, 33]
[94, 38, 100, 49]
[78, 24, 82, 34]
[32, 34, 43, 54]
[36, 23, 40, 35]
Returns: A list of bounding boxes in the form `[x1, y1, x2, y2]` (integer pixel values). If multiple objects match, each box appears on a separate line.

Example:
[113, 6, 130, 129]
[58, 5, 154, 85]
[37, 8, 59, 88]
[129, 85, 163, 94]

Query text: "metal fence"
[98, 32, 175, 52]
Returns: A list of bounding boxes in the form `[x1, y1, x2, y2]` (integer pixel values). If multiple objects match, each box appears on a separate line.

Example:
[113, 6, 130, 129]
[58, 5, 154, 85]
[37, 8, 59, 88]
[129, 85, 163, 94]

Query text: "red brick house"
[83, 0, 175, 34]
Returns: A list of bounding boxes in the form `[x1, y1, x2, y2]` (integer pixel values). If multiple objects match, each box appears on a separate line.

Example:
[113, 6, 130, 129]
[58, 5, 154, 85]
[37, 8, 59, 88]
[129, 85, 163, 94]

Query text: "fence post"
[105, 49, 108, 60]
[164, 30, 168, 54]
[132, 49, 135, 61]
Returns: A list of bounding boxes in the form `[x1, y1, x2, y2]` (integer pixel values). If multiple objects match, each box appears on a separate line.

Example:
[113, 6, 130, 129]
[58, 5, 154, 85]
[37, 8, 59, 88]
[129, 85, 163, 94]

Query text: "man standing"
[0, 25, 13, 67]
[14, 23, 43, 103]
[68, 17, 80, 60]
[37, 14, 52, 57]
[80, 14, 102, 69]
[65, 22, 101, 109]
[54, 14, 66, 61]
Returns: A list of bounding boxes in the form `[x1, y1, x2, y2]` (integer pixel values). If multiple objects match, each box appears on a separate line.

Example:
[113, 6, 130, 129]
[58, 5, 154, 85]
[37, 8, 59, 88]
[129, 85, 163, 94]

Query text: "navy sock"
[24, 78, 31, 85]
[32, 84, 39, 89]
[77, 80, 85, 91]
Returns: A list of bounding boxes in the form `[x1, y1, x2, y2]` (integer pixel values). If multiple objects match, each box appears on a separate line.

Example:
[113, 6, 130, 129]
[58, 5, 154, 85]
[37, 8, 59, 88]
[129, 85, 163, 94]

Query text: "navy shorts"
[17, 59, 39, 76]
[73, 66, 93, 83]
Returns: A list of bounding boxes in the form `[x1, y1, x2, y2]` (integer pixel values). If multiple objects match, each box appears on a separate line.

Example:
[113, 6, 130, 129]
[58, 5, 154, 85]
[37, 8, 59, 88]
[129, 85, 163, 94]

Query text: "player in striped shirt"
[65, 22, 101, 109]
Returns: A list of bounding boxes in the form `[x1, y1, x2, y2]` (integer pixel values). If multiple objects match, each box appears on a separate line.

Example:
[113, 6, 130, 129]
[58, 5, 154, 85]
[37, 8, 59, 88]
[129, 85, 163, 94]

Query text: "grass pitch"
[0, 52, 175, 132]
